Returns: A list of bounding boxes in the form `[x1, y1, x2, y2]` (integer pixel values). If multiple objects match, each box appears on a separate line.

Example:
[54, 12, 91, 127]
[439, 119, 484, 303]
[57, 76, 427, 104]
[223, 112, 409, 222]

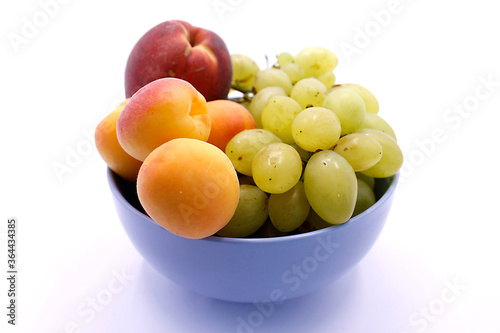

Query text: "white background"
[1, 0, 499, 332]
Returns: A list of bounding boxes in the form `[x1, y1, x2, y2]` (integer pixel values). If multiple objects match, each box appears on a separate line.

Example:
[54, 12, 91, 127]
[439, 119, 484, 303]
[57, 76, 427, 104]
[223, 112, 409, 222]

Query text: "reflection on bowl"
[108, 168, 398, 303]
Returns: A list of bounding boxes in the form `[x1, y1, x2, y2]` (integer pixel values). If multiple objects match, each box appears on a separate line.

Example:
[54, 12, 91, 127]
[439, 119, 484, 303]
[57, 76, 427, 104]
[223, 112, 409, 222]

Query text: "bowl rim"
[107, 168, 399, 244]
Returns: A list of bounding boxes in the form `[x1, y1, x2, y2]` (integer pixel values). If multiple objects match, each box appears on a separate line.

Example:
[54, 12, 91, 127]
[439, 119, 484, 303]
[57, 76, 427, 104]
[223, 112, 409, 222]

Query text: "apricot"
[137, 138, 240, 239]
[206, 100, 256, 151]
[95, 99, 142, 182]
[117, 78, 211, 161]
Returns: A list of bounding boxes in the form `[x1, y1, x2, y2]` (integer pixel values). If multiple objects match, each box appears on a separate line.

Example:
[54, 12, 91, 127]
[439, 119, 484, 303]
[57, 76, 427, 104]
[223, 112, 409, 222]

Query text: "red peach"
[125, 20, 232, 101]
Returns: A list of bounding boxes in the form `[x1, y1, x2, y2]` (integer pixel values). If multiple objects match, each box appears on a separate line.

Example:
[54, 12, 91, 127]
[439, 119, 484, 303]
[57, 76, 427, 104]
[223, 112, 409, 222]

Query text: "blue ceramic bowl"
[108, 168, 398, 303]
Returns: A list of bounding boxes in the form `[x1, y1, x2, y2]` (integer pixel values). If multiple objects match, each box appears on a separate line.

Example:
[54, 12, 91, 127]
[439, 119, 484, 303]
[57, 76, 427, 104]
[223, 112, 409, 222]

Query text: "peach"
[125, 20, 232, 101]
[116, 77, 211, 162]
[137, 138, 240, 239]
[95, 99, 142, 182]
[206, 100, 256, 151]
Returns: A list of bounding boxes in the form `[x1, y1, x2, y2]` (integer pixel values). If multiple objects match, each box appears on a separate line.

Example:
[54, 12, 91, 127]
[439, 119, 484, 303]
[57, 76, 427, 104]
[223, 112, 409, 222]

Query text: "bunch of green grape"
[218, 47, 403, 238]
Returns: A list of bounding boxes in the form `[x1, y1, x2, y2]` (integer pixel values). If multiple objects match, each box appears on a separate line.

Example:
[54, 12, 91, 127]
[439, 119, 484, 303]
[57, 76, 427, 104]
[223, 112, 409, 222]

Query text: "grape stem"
[228, 90, 254, 104]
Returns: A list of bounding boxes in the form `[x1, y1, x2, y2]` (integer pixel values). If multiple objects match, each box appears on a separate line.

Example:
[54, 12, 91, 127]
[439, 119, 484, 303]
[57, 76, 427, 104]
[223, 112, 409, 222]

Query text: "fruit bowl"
[107, 168, 399, 303]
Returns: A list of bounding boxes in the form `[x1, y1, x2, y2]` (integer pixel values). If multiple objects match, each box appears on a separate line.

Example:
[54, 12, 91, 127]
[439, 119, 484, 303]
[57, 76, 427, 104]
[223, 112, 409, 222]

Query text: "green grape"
[261, 96, 303, 144]
[276, 52, 294, 67]
[296, 219, 317, 234]
[333, 133, 382, 172]
[252, 143, 302, 194]
[231, 54, 260, 93]
[280, 63, 306, 85]
[330, 83, 379, 114]
[225, 129, 282, 176]
[248, 86, 287, 128]
[303, 150, 357, 224]
[238, 173, 256, 186]
[318, 71, 336, 89]
[305, 209, 336, 230]
[353, 179, 376, 217]
[359, 112, 397, 140]
[356, 172, 375, 190]
[253, 219, 291, 238]
[323, 88, 366, 135]
[290, 143, 312, 162]
[240, 100, 250, 110]
[291, 107, 341, 152]
[217, 185, 268, 238]
[356, 128, 403, 178]
[268, 181, 310, 232]
[294, 46, 338, 77]
[254, 68, 293, 95]
[290, 77, 327, 109]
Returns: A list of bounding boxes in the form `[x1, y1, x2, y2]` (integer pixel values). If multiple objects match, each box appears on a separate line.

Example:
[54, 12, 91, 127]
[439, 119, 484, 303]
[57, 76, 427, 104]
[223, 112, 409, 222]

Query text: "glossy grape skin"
[356, 172, 375, 190]
[261, 96, 303, 144]
[248, 86, 287, 128]
[323, 88, 366, 136]
[231, 54, 260, 93]
[252, 143, 302, 194]
[356, 129, 403, 178]
[303, 150, 357, 224]
[294, 46, 338, 77]
[218, 47, 404, 239]
[318, 71, 336, 89]
[276, 52, 294, 67]
[281, 62, 306, 85]
[225, 129, 282, 176]
[290, 77, 327, 109]
[291, 107, 341, 152]
[359, 112, 397, 140]
[268, 181, 310, 232]
[352, 178, 376, 217]
[254, 68, 293, 95]
[333, 133, 383, 172]
[329, 83, 379, 114]
[217, 185, 269, 238]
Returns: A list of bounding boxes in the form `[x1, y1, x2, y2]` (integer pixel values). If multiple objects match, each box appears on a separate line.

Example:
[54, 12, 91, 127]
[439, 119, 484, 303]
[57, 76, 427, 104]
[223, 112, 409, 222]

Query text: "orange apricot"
[95, 99, 142, 182]
[137, 138, 240, 239]
[117, 78, 211, 161]
[206, 100, 256, 151]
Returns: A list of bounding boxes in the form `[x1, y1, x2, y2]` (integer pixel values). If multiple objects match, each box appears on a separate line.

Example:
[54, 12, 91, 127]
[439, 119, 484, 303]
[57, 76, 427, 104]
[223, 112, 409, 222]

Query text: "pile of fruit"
[95, 20, 403, 240]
